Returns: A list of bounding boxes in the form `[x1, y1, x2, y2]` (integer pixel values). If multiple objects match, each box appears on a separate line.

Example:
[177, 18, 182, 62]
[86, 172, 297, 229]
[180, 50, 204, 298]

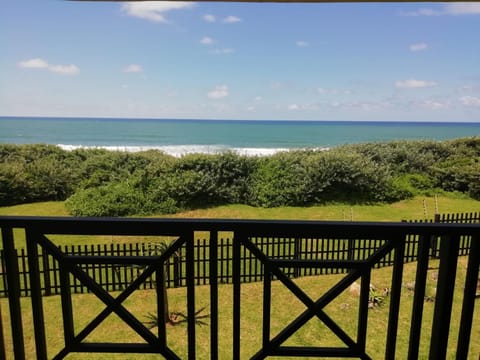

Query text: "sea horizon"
[2, 115, 480, 125]
[1, 116, 479, 157]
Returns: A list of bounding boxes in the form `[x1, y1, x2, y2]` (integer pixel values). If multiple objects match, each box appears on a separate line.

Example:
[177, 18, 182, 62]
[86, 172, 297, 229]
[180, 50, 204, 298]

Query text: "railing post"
[407, 234, 431, 360]
[0, 295, 6, 360]
[429, 234, 460, 359]
[1, 226, 26, 360]
[185, 231, 196, 360]
[456, 235, 480, 360]
[385, 235, 405, 359]
[232, 232, 242, 360]
[209, 231, 219, 360]
[26, 228, 48, 360]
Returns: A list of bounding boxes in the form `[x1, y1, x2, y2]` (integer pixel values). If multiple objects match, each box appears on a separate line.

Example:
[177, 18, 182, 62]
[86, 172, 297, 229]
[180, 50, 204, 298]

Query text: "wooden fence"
[0, 211, 478, 297]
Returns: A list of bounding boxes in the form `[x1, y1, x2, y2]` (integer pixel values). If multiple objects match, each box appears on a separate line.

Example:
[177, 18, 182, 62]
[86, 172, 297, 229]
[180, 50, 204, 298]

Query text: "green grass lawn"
[1, 258, 478, 359]
[1, 195, 478, 221]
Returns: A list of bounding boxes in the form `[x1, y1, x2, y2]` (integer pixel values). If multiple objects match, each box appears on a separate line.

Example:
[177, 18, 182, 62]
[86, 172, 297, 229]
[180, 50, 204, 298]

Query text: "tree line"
[0, 137, 479, 216]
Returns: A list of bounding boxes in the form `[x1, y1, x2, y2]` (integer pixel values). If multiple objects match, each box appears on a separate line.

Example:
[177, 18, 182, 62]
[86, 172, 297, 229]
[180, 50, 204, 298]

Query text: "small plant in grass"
[368, 289, 385, 309]
[144, 307, 210, 329]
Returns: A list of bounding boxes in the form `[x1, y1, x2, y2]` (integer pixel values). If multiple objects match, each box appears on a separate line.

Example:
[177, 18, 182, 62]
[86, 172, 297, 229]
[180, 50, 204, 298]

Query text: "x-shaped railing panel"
[30, 230, 186, 360]
[241, 235, 396, 359]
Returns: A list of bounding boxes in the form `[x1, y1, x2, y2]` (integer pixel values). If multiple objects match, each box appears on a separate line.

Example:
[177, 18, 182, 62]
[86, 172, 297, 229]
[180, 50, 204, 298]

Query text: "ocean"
[1, 116, 479, 157]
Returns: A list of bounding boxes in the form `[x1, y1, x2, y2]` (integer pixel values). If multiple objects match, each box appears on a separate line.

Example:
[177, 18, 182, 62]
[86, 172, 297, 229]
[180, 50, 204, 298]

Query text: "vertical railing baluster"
[26, 229, 48, 360]
[232, 232, 242, 359]
[1, 226, 25, 360]
[20, 249, 28, 297]
[429, 234, 460, 359]
[186, 232, 196, 359]
[408, 234, 430, 360]
[157, 258, 167, 351]
[357, 266, 371, 355]
[59, 261, 75, 350]
[456, 235, 480, 360]
[209, 231, 219, 360]
[0, 295, 5, 360]
[262, 261, 271, 352]
[385, 235, 405, 359]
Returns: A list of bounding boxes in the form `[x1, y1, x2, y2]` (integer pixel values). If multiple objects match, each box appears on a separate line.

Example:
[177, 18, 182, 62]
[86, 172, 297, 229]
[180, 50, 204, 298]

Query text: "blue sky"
[1, 1, 480, 121]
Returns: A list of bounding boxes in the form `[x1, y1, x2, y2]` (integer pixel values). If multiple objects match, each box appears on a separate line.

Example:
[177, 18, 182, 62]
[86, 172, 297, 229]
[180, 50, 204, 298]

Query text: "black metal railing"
[0, 216, 479, 359]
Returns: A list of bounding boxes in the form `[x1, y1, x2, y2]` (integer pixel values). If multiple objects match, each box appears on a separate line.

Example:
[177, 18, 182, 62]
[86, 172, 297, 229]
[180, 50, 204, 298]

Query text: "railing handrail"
[1, 216, 479, 237]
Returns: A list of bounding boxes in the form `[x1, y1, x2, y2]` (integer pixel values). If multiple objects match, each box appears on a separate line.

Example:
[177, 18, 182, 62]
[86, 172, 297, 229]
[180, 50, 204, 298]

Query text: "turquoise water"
[1, 117, 479, 156]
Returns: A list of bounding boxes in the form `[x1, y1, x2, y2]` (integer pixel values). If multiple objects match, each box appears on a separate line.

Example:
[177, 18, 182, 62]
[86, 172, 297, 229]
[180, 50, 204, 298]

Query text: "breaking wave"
[57, 144, 329, 157]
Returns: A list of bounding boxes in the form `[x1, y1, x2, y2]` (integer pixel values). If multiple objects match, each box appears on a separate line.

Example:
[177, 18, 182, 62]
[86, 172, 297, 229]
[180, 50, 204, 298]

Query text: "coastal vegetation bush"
[1, 137, 479, 216]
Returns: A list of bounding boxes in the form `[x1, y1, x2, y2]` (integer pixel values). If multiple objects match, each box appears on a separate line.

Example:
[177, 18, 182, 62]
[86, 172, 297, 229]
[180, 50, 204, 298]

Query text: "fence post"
[347, 238, 355, 262]
[293, 237, 301, 278]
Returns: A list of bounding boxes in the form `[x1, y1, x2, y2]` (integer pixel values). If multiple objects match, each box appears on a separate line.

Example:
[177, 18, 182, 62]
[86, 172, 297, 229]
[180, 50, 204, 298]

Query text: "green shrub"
[168, 153, 255, 208]
[2, 138, 479, 213]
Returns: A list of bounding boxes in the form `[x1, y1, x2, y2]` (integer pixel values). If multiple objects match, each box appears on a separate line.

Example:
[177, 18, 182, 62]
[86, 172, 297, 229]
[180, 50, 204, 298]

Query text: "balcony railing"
[0, 216, 479, 359]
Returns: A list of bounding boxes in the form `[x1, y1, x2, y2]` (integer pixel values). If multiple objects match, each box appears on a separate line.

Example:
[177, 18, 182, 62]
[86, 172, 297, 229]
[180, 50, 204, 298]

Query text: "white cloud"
[123, 64, 143, 73]
[203, 14, 216, 22]
[18, 58, 49, 69]
[460, 96, 480, 107]
[402, 3, 480, 16]
[18, 58, 79, 75]
[208, 85, 229, 99]
[223, 15, 242, 23]
[419, 99, 449, 110]
[49, 64, 80, 75]
[254, 96, 262, 101]
[296, 41, 309, 47]
[395, 79, 437, 88]
[288, 104, 299, 110]
[200, 36, 214, 45]
[409, 43, 428, 52]
[121, 2, 195, 23]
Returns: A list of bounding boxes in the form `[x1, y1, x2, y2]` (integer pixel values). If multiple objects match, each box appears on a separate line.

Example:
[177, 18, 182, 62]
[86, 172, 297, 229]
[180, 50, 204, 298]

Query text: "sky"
[1, 1, 480, 122]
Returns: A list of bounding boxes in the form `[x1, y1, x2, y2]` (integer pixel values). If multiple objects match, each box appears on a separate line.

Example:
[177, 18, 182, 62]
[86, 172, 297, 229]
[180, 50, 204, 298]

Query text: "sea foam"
[57, 144, 329, 157]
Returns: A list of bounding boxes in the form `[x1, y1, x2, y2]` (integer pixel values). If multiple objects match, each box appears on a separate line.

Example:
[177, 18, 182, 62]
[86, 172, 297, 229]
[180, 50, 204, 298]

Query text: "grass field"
[1, 195, 479, 222]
